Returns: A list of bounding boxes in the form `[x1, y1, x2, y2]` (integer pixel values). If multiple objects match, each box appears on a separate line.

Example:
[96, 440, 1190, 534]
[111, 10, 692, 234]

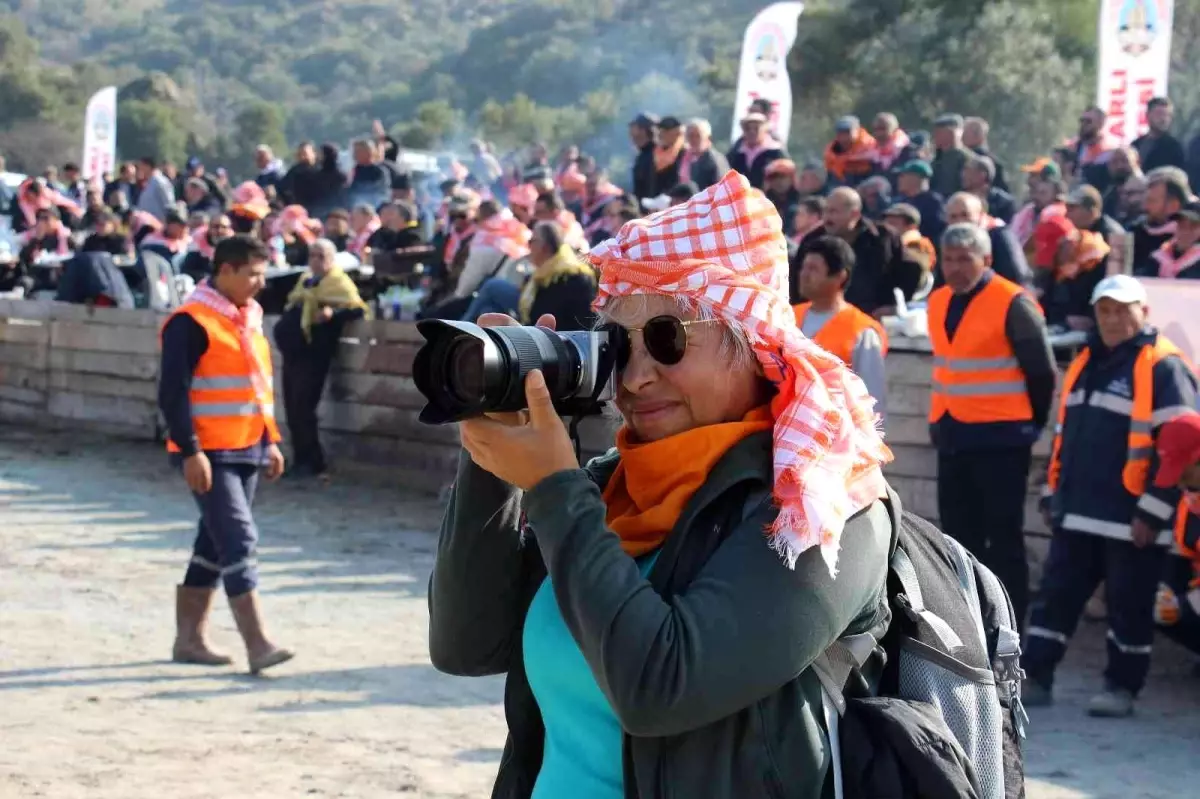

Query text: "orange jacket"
[793, 302, 888, 366]
[824, 128, 878, 183]
[927, 276, 1033, 424]
[163, 303, 281, 453]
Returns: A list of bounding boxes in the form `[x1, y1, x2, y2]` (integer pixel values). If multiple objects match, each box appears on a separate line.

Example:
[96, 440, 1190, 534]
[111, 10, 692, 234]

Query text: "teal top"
[523, 552, 659, 799]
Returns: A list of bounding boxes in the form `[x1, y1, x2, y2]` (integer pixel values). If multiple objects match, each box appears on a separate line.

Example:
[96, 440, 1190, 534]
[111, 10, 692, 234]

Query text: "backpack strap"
[892, 545, 964, 652]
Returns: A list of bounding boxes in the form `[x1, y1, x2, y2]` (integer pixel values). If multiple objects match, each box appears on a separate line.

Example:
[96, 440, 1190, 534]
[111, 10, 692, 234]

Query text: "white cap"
[1090, 274, 1147, 306]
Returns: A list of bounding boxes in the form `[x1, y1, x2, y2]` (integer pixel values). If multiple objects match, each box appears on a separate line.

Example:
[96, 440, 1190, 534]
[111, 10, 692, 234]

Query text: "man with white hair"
[945, 192, 1032, 288]
[963, 116, 1009, 192]
[927, 223, 1056, 627]
[254, 145, 285, 194]
[1028, 274, 1198, 717]
[680, 118, 730, 191]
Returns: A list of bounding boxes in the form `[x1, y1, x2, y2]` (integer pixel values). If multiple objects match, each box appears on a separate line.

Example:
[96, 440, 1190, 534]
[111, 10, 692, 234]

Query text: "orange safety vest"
[162, 303, 281, 453]
[793, 302, 889, 366]
[927, 275, 1033, 424]
[1046, 335, 1189, 496]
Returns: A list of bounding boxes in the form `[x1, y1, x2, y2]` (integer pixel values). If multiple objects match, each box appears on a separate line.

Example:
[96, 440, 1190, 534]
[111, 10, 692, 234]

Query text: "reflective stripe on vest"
[1047, 335, 1189, 496]
[162, 303, 281, 453]
[793, 302, 889, 366]
[926, 275, 1034, 424]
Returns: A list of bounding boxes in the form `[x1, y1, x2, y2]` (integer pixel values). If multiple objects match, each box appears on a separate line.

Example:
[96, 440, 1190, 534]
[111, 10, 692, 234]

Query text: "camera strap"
[566, 327, 623, 463]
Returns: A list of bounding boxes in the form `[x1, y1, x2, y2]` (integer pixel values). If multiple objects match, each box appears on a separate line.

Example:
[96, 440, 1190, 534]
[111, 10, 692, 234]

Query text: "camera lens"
[445, 337, 485, 405]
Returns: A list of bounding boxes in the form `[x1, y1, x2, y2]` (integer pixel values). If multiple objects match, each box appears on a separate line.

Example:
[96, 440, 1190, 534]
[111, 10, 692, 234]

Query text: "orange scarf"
[653, 137, 686, 174]
[602, 407, 774, 557]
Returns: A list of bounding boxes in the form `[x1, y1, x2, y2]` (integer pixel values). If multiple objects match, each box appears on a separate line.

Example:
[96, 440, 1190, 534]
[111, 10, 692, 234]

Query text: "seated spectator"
[324, 209, 351, 252]
[187, 211, 209, 233]
[1032, 215, 1110, 330]
[254, 145, 285, 194]
[797, 161, 829, 198]
[0, 243, 32, 296]
[1101, 146, 1142, 222]
[791, 196, 826, 247]
[274, 238, 370, 479]
[894, 160, 946, 244]
[667, 182, 699, 208]
[868, 112, 910, 173]
[276, 205, 320, 266]
[140, 210, 192, 260]
[179, 214, 233, 283]
[882, 202, 936, 280]
[1132, 167, 1191, 276]
[19, 208, 71, 266]
[454, 200, 531, 299]
[792, 235, 888, 418]
[367, 201, 427, 256]
[1149, 198, 1200, 280]
[55, 251, 134, 308]
[727, 111, 787, 189]
[104, 162, 138, 213]
[581, 170, 624, 240]
[679, 118, 729, 191]
[228, 181, 272, 235]
[80, 188, 109, 231]
[81, 210, 132, 257]
[764, 160, 801, 234]
[1112, 174, 1148, 230]
[347, 203, 381, 259]
[533, 191, 589, 253]
[944, 192, 1032, 288]
[508, 183, 539, 227]
[590, 196, 639, 248]
[856, 176, 891, 222]
[12, 177, 80, 234]
[824, 115, 876, 187]
[1012, 159, 1068, 247]
[1065, 185, 1126, 272]
[961, 154, 1016, 224]
[963, 116, 1009, 191]
[558, 167, 587, 220]
[463, 221, 597, 329]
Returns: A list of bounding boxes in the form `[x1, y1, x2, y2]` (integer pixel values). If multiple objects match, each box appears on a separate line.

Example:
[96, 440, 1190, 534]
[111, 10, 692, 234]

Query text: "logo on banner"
[752, 26, 786, 83]
[1114, 0, 1165, 57]
[92, 107, 114, 143]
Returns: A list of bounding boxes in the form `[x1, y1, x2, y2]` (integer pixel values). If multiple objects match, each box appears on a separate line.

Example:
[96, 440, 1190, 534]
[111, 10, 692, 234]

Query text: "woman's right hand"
[474, 312, 556, 427]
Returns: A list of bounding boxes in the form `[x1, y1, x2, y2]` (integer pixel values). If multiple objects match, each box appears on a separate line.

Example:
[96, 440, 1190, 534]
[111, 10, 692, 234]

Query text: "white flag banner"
[82, 86, 118, 186]
[730, 2, 804, 146]
[1096, 0, 1174, 146]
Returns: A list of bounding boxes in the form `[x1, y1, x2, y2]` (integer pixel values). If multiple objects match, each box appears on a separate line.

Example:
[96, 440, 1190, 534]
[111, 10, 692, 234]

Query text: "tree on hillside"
[118, 99, 188, 163]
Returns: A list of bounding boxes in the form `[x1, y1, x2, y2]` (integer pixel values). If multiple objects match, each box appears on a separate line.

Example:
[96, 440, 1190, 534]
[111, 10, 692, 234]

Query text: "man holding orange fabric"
[794, 236, 888, 421]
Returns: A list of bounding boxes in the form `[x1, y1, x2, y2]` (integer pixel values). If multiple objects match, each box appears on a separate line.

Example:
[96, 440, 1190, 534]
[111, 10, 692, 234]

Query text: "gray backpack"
[812, 489, 1027, 799]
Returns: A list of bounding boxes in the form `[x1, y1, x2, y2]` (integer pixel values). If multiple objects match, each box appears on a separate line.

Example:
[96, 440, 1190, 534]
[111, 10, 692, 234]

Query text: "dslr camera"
[412, 320, 620, 424]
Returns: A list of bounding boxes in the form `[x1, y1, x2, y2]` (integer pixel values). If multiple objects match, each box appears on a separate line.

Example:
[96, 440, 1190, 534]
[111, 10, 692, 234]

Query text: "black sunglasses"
[606, 315, 718, 370]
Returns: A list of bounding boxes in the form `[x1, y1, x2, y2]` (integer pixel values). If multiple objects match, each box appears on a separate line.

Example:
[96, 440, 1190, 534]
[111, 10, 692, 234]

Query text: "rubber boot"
[172, 585, 234, 666]
[228, 590, 295, 675]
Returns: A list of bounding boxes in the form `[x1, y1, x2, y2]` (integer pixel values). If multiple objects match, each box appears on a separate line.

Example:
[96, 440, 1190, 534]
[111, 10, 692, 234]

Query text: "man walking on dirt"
[158, 234, 295, 674]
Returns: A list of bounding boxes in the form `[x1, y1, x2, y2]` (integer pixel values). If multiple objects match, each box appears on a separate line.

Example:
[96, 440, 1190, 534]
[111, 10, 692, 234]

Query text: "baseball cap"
[1033, 215, 1076, 268]
[934, 113, 964, 129]
[883, 203, 921, 226]
[1065, 184, 1102, 211]
[741, 111, 768, 125]
[1021, 157, 1062, 181]
[1090, 273, 1148, 306]
[897, 160, 933, 179]
[1173, 198, 1200, 223]
[835, 115, 860, 133]
[630, 112, 660, 129]
[1154, 412, 1200, 488]
[658, 115, 682, 130]
[186, 156, 203, 171]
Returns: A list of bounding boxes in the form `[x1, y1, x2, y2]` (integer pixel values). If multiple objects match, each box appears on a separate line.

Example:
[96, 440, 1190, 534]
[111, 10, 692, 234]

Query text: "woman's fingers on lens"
[478, 313, 520, 328]
[536, 314, 557, 330]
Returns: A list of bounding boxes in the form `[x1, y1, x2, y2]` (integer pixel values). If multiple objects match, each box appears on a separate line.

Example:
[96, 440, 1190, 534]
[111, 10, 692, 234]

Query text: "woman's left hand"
[459, 369, 580, 490]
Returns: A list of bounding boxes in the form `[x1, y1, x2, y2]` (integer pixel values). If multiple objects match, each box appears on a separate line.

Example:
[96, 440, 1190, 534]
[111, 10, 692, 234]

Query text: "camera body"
[412, 319, 619, 424]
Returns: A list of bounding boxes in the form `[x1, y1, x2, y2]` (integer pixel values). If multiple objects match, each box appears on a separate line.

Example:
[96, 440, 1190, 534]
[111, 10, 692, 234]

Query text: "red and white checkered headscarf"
[590, 170, 891, 575]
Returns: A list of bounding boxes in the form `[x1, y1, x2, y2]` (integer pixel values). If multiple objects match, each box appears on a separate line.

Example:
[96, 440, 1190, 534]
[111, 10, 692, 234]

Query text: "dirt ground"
[1, 425, 1198, 799]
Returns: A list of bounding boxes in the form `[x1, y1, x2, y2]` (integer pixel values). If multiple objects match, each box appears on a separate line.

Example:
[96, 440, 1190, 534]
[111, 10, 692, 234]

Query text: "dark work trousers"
[1024, 530, 1167, 695]
[282, 346, 334, 474]
[936, 446, 1033, 625]
[181, 463, 261, 597]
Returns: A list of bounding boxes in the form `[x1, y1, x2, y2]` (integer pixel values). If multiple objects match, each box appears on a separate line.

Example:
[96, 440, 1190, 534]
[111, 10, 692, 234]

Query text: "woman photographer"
[428, 172, 894, 798]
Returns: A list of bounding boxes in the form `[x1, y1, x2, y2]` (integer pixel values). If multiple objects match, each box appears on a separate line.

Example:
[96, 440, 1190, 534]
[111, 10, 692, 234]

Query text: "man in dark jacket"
[1132, 97, 1186, 173]
[1066, 184, 1127, 270]
[792, 186, 913, 315]
[682, 118, 730, 191]
[944, 192, 1032, 289]
[894, 160, 946, 245]
[1026, 275, 1198, 717]
[1131, 167, 1190, 276]
[963, 116, 1009, 192]
[629, 113, 659, 204]
[961, 154, 1016, 224]
[726, 112, 787, 190]
[279, 142, 331, 215]
[930, 114, 971, 198]
[1101, 146, 1140, 223]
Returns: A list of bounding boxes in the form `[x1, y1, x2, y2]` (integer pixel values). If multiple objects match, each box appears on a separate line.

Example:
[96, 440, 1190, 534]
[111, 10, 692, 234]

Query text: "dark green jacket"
[428, 431, 891, 799]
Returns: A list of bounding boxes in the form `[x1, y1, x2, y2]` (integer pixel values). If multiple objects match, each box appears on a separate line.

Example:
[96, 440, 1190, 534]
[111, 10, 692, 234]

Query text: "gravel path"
[1, 425, 1197, 798]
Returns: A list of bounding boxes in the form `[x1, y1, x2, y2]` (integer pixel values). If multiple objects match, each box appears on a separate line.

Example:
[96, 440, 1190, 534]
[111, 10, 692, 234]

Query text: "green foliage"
[117, 99, 188, 164]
